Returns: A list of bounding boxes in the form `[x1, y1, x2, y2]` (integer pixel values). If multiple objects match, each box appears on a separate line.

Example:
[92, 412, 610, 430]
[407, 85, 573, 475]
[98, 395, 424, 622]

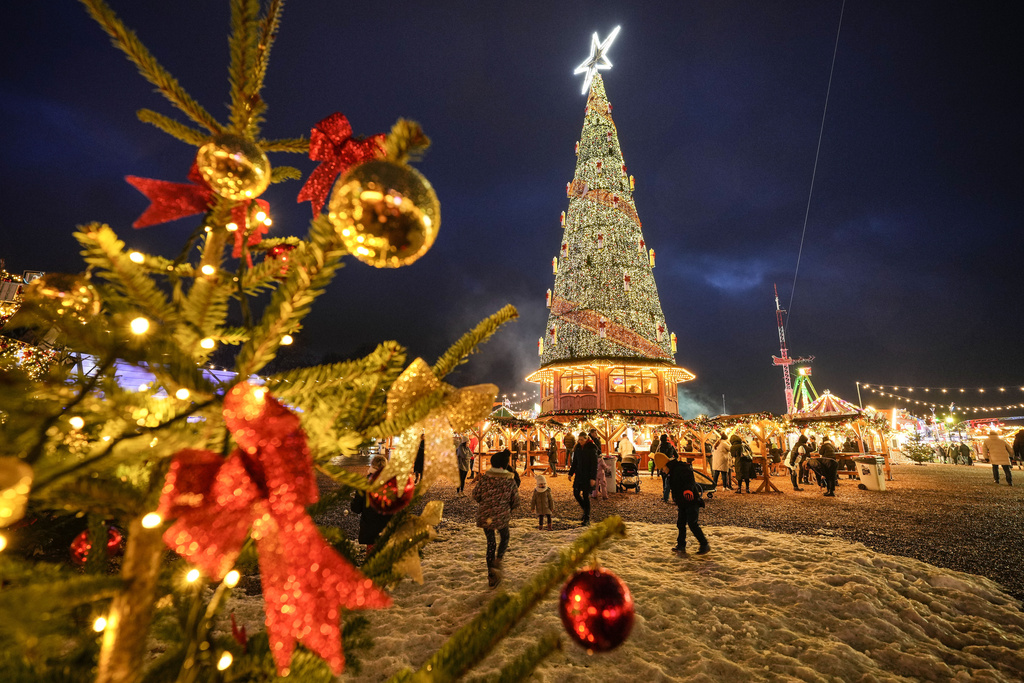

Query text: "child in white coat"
[530, 474, 555, 530]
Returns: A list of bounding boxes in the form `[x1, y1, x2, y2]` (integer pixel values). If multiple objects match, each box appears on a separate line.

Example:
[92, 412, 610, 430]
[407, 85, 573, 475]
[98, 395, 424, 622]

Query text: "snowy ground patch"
[227, 519, 1024, 681]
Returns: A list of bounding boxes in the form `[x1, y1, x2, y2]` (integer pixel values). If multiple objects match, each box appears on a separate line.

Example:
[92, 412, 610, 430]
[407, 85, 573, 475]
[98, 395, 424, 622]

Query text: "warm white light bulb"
[93, 616, 107, 632]
[141, 512, 163, 529]
[224, 570, 240, 587]
[186, 569, 200, 583]
[69, 416, 85, 430]
[129, 251, 145, 264]
[200, 337, 215, 350]
[281, 334, 294, 345]
[217, 652, 233, 670]
[130, 317, 150, 335]
[225, 222, 238, 232]
[0, 534, 7, 553]
[175, 388, 190, 400]
[254, 211, 267, 222]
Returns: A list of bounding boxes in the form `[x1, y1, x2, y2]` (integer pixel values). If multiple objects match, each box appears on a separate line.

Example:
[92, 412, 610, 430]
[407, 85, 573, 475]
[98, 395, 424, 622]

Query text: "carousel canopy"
[793, 391, 861, 419]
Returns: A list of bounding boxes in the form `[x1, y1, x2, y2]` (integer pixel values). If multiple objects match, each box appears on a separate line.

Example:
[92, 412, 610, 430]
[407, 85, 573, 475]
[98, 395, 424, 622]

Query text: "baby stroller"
[617, 461, 642, 493]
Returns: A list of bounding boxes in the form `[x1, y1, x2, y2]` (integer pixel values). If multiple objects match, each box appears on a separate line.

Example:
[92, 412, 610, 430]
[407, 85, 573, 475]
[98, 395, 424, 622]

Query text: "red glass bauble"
[268, 243, 296, 280]
[366, 470, 415, 515]
[558, 567, 634, 652]
[70, 526, 124, 566]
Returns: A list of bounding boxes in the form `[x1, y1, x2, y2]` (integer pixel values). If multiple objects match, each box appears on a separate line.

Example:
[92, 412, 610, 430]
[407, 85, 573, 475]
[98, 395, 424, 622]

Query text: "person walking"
[547, 437, 559, 476]
[785, 435, 809, 491]
[657, 434, 678, 501]
[711, 437, 732, 490]
[350, 455, 390, 555]
[663, 455, 710, 555]
[648, 436, 660, 478]
[456, 437, 471, 495]
[562, 431, 577, 470]
[983, 432, 1013, 486]
[1013, 430, 1024, 470]
[472, 450, 520, 588]
[732, 435, 754, 493]
[531, 474, 555, 530]
[568, 433, 597, 525]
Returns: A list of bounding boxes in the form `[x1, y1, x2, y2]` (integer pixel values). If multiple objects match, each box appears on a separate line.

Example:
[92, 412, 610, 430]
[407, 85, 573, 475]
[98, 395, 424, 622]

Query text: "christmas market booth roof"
[534, 409, 683, 425]
[525, 357, 695, 385]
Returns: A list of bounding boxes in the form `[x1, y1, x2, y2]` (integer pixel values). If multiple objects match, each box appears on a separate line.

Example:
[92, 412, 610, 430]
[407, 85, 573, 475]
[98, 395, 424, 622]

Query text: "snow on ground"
[230, 518, 1024, 682]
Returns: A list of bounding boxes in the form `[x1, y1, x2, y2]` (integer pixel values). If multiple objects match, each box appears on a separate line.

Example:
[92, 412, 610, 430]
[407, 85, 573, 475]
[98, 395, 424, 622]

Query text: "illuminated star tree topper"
[573, 25, 621, 95]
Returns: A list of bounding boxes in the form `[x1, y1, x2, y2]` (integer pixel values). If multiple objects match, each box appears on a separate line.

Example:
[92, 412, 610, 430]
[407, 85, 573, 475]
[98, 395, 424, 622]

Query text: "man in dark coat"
[568, 433, 598, 525]
[664, 457, 710, 555]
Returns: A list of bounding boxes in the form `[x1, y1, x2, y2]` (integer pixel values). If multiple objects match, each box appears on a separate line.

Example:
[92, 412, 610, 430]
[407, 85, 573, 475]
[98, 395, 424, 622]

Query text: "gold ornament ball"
[328, 160, 440, 268]
[0, 456, 33, 528]
[196, 134, 271, 200]
[23, 273, 102, 325]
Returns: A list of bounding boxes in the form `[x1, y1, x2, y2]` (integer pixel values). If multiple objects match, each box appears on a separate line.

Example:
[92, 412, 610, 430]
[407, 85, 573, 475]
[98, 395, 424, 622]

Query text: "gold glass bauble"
[0, 456, 33, 528]
[23, 273, 102, 325]
[328, 160, 440, 268]
[196, 134, 271, 200]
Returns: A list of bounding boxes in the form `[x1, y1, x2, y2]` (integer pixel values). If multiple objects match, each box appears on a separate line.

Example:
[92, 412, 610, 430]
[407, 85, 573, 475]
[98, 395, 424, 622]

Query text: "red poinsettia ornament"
[157, 382, 390, 675]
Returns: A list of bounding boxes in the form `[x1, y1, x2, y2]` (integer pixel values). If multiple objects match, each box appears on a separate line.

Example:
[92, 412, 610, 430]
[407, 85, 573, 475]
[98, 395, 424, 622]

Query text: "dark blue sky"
[2, 2, 1022, 417]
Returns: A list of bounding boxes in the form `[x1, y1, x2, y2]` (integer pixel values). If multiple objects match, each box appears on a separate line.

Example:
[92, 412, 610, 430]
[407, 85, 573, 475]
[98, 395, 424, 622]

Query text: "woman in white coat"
[711, 437, 732, 489]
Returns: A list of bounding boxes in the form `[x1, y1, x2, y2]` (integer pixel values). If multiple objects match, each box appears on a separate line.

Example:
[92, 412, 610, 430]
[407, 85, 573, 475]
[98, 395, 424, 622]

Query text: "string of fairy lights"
[859, 382, 1024, 413]
[501, 391, 540, 409]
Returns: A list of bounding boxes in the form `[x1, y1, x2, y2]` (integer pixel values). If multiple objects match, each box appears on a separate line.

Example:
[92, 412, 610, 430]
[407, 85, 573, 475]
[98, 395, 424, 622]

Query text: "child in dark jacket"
[472, 450, 520, 588]
[664, 458, 710, 555]
[530, 474, 554, 530]
[351, 455, 390, 555]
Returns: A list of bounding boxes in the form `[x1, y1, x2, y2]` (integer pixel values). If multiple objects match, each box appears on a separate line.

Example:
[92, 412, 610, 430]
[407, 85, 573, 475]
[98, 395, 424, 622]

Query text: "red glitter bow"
[296, 112, 385, 215]
[158, 382, 391, 675]
[125, 164, 213, 228]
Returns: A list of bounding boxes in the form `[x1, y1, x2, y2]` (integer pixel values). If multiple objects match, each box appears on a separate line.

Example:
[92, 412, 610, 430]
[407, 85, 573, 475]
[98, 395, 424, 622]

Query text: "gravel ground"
[320, 461, 1024, 604]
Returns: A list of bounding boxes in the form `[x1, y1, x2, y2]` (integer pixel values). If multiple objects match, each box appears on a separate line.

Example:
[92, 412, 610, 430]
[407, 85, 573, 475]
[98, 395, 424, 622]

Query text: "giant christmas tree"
[528, 34, 694, 423]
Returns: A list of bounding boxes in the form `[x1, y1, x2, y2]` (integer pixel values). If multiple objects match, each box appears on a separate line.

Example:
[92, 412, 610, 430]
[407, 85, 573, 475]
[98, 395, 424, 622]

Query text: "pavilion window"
[609, 367, 658, 394]
[560, 369, 596, 393]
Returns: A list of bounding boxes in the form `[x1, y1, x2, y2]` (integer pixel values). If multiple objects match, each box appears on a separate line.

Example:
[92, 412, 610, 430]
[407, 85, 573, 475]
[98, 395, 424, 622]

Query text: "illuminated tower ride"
[772, 284, 814, 413]
[527, 28, 695, 420]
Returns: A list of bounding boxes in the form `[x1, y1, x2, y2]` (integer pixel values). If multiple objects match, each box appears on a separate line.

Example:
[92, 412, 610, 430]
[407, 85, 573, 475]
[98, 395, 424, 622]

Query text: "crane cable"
[786, 0, 846, 332]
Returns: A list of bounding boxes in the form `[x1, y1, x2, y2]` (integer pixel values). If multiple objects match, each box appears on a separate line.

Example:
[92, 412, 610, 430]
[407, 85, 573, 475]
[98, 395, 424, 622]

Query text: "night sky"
[2, 2, 1021, 418]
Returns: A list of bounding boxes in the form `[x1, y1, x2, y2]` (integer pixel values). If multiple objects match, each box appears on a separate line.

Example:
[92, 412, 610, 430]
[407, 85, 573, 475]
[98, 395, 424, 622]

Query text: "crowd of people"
[350, 427, 1024, 588]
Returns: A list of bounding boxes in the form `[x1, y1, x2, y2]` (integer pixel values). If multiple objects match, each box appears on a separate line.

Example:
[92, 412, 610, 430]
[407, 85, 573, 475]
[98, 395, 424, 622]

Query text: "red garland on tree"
[70, 526, 124, 565]
[157, 382, 391, 675]
[366, 470, 416, 515]
[297, 112, 386, 215]
[558, 567, 634, 653]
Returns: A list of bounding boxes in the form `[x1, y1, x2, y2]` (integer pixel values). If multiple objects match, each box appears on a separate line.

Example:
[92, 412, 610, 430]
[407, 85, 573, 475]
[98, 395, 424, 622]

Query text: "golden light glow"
[141, 512, 163, 529]
[226, 222, 239, 232]
[254, 210, 267, 222]
[281, 334, 293, 345]
[224, 570, 240, 587]
[200, 264, 216, 276]
[93, 616, 107, 632]
[0, 534, 7, 553]
[69, 416, 85, 430]
[200, 337, 215, 349]
[129, 251, 145, 264]
[217, 652, 233, 670]
[186, 569, 200, 583]
[130, 317, 150, 335]
[175, 388, 190, 400]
